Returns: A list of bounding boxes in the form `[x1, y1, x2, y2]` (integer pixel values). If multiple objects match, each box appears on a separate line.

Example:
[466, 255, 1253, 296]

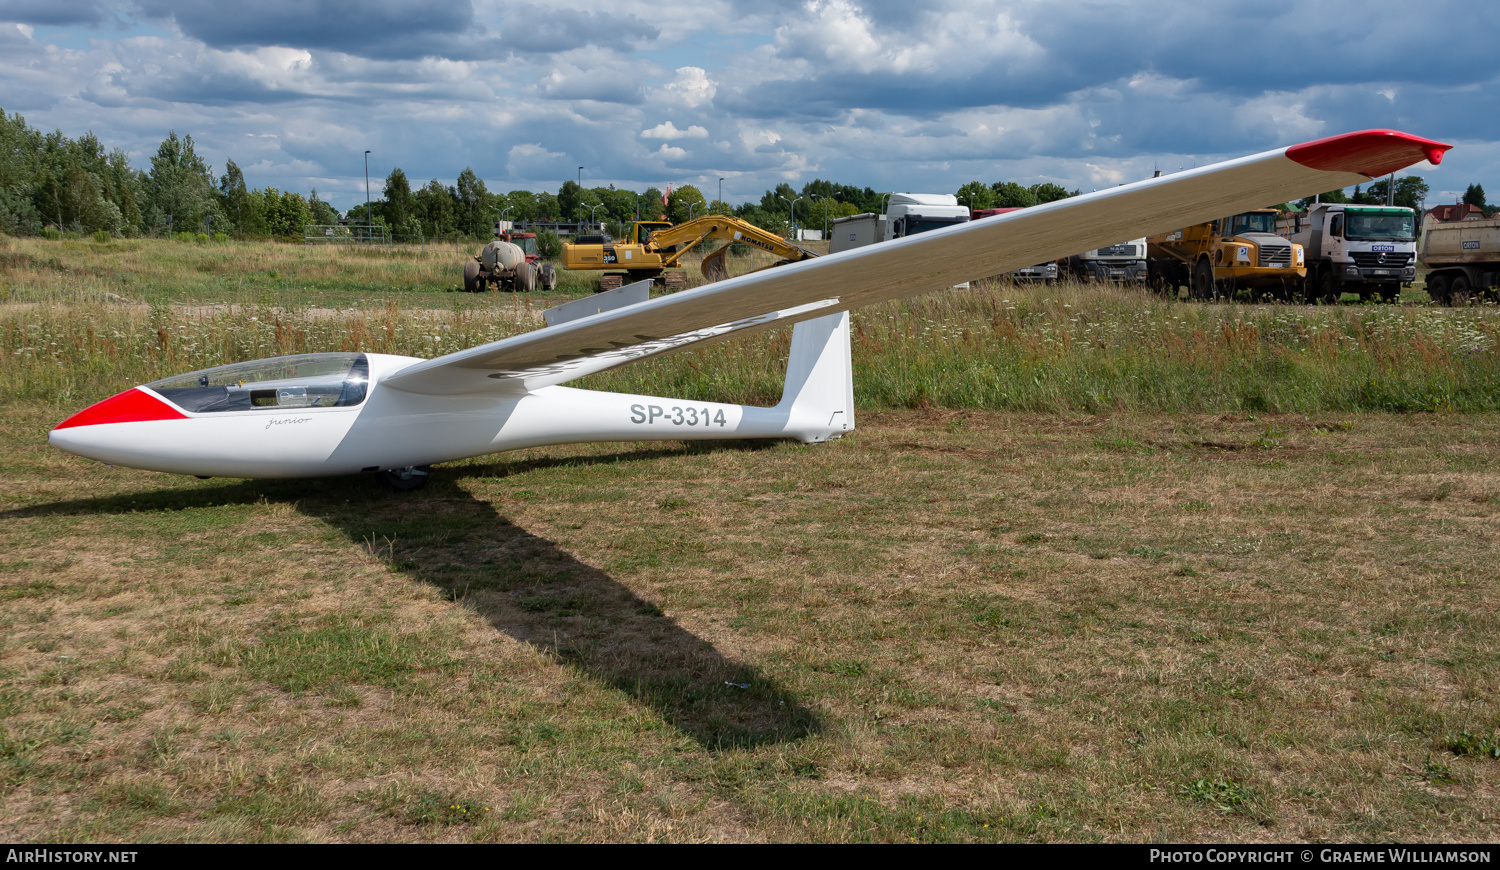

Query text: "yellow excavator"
[560, 216, 818, 292]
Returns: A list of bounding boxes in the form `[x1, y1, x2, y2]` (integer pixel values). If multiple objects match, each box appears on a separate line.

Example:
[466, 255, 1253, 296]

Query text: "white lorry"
[1285, 203, 1416, 303]
[1418, 211, 1500, 304]
[828, 193, 971, 253]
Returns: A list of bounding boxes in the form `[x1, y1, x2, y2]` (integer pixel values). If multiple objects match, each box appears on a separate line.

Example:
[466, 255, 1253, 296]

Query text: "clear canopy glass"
[146, 353, 369, 414]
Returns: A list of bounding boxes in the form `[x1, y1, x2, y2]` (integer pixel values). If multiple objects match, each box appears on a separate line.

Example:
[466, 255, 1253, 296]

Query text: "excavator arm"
[643, 216, 820, 281]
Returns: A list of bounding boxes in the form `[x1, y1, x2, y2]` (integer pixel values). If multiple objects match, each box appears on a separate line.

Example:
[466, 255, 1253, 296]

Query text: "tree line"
[7, 109, 1484, 243]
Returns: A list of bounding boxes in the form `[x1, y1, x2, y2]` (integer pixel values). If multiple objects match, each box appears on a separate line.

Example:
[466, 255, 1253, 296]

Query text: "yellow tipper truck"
[1147, 209, 1306, 301]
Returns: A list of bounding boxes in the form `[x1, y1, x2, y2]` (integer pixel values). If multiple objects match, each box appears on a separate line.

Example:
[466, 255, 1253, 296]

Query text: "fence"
[303, 224, 391, 246]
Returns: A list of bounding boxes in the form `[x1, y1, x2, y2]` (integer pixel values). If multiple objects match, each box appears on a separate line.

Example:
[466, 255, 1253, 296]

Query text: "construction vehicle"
[462, 229, 557, 293]
[1147, 209, 1305, 300]
[1284, 204, 1414, 303]
[561, 216, 817, 292]
[1419, 211, 1500, 305]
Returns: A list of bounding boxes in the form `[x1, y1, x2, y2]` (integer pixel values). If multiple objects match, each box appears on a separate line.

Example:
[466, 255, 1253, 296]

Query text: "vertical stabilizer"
[776, 311, 854, 442]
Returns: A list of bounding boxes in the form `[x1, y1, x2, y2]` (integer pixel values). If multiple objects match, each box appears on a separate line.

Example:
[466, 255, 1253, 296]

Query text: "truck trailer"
[1419, 211, 1500, 305]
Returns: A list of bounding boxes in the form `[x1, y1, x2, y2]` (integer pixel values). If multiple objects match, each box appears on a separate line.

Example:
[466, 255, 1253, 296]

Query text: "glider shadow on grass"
[6, 446, 821, 751]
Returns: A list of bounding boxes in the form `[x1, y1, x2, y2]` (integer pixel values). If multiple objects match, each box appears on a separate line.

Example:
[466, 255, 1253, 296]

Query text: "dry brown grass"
[1, 398, 1497, 842]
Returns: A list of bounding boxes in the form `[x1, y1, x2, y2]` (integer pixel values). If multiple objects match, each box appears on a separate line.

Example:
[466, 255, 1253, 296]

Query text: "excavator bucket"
[701, 245, 731, 283]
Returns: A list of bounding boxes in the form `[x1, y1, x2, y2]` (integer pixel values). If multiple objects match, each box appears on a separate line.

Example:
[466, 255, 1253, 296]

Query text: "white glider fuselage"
[49, 311, 857, 479]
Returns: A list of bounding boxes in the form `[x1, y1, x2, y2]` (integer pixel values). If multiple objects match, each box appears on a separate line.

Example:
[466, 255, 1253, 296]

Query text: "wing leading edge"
[383, 130, 1449, 397]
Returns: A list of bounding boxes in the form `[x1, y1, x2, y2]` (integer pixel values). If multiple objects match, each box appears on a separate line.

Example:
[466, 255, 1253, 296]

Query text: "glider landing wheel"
[377, 465, 431, 492]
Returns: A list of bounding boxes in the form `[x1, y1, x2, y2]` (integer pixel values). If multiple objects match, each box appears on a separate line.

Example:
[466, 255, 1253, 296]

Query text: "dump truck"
[1419, 211, 1500, 304]
[462, 230, 557, 293]
[1147, 209, 1305, 300]
[1285, 204, 1414, 303]
[560, 216, 817, 292]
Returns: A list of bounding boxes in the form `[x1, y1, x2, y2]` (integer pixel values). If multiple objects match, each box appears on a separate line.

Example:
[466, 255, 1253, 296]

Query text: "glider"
[49, 130, 1449, 490]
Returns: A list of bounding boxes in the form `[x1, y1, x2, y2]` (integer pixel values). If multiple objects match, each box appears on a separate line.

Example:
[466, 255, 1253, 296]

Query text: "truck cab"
[1067, 238, 1148, 284]
[1287, 204, 1415, 303]
[1147, 209, 1305, 301]
[886, 193, 970, 239]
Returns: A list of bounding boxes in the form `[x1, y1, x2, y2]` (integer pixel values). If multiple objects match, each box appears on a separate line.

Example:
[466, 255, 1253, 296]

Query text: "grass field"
[1, 237, 1498, 842]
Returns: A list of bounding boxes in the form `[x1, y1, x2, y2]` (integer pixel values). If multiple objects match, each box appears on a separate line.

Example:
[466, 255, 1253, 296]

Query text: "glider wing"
[382, 130, 1448, 396]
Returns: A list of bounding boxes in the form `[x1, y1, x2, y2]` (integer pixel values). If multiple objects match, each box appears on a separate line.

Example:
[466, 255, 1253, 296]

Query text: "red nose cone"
[1286, 129, 1453, 178]
[53, 388, 188, 430]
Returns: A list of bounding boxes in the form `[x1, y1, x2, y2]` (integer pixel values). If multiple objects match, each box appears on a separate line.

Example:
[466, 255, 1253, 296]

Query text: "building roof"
[1427, 203, 1487, 222]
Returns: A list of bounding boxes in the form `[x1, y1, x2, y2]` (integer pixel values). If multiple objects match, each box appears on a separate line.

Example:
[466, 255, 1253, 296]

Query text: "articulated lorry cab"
[1285, 204, 1415, 303]
[1066, 238, 1148, 284]
[1419, 211, 1500, 305]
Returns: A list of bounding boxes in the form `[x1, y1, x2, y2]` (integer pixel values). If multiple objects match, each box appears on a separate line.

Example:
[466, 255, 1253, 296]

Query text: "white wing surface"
[383, 130, 1449, 397]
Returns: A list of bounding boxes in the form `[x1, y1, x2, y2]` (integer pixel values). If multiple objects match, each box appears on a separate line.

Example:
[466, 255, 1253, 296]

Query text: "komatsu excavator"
[561, 216, 818, 292]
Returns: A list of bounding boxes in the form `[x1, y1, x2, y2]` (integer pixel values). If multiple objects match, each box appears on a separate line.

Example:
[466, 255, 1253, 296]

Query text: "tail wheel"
[1450, 274, 1472, 306]
[463, 260, 481, 292]
[515, 262, 536, 293]
[377, 465, 430, 492]
[701, 246, 730, 283]
[1191, 259, 1214, 300]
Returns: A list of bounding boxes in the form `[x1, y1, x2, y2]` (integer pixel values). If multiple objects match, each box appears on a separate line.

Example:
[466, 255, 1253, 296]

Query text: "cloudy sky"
[3, 0, 1497, 210]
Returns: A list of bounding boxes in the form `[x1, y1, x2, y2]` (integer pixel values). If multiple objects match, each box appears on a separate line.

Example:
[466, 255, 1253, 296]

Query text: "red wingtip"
[53, 388, 188, 430]
[1286, 130, 1452, 178]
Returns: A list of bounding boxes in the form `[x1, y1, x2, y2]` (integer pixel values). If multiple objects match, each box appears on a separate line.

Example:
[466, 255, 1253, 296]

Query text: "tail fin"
[776, 311, 854, 443]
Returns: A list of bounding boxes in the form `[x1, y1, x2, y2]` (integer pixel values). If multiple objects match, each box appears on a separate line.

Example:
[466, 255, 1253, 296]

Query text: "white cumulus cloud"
[640, 121, 708, 140]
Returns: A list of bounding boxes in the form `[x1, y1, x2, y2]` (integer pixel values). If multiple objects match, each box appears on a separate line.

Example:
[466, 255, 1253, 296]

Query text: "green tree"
[415, 179, 457, 236]
[955, 181, 993, 211]
[455, 167, 487, 235]
[1298, 187, 1350, 209]
[307, 188, 339, 226]
[558, 180, 582, 223]
[640, 187, 665, 220]
[383, 168, 414, 230]
[1464, 183, 1488, 212]
[1367, 176, 1430, 211]
[1033, 183, 1077, 205]
[666, 184, 707, 224]
[217, 159, 255, 234]
[143, 131, 222, 235]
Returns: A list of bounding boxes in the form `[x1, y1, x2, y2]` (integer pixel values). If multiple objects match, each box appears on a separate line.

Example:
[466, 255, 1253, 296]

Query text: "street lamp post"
[689, 201, 699, 220]
[779, 195, 804, 236]
[718, 177, 724, 215]
[577, 166, 584, 224]
[364, 150, 371, 244]
[589, 203, 604, 227]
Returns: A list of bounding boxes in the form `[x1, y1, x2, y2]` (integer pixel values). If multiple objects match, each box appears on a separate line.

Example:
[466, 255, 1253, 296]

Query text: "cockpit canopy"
[146, 353, 370, 414]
